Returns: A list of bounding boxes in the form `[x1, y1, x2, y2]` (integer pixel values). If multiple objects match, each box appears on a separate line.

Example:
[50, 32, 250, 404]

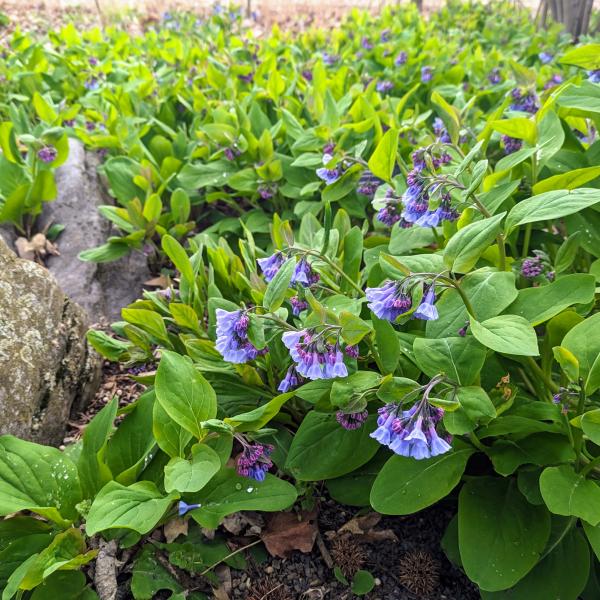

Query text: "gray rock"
[39, 139, 150, 322]
[0, 237, 101, 445]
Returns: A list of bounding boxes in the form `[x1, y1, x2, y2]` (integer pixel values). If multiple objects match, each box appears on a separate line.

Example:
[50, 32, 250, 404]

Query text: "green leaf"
[105, 392, 156, 485]
[443, 386, 496, 435]
[162, 235, 194, 288]
[458, 477, 551, 592]
[155, 351, 217, 439]
[263, 257, 294, 311]
[367, 128, 398, 182]
[103, 156, 144, 204]
[481, 528, 589, 600]
[191, 469, 297, 529]
[131, 546, 182, 600]
[562, 312, 600, 380]
[339, 311, 371, 345]
[153, 400, 192, 459]
[560, 43, 600, 70]
[533, 166, 600, 195]
[413, 336, 487, 385]
[505, 189, 600, 234]
[372, 316, 400, 374]
[77, 397, 118, 499]
[470, 314, 539, 356]
[490, 118, 536, 145]
[351, 570, 375, 596]
[540, 465, 600, 526]
[506, 273, 596, 325]
[371, 448, 474, 515]
[426, 270, 518, 338]
[30, 570, 97, 600]
[552, 346, 580, 381]
[487, 433, 575, 476]
[164, 444, 221, 494]
[78, 241, 130, 263]
[443, 213, 505, 273]
[121, 308, 170, 344]
[224, 392, 294, 432]
[86, 481, 176, 536]
[285, 411, 379, 480]
[0, 436, 81, 526]
[86, 330, 129, 361]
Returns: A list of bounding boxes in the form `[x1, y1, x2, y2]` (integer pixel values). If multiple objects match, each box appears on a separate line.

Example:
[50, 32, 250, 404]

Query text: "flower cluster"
[371, 400, 451, 460]
[282, 329, 348, 380]
[543, 73, 563, 90]
[521, 251, 554, 281]
[376, 80, 394, 94]
[589, 70, 600, 84]
[357, 170, 381, 197]
[366, 280, 440, 322]
[538, 51, 553, 64]
[502, 135, 522, 155]
[291, 258, 319, 286]
[421, 66, 433, 82]
[236, 442, 274, 481]
[336, 409, 369, 430]
[278, 365, 303, 392]
[510, 87, 538, 114]
[375, 188, 406, 227]
[433, 117, 451, 143]
[399, 149, 458, 228]
[215, 310, 266, 363]
[224, 145, 242, 161]
[38, 145, 57, 163]
[290, 295, 309, 316]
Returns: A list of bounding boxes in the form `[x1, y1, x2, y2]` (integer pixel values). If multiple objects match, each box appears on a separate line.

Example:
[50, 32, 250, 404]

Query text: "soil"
[72, 361, 478, 600]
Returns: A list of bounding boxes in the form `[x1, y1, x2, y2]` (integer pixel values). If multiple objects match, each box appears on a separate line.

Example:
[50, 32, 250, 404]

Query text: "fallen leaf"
[261, 510, 318, 558]
[338, 512, 398, 543]
[15, 237, 35, 261]
[144, 275, 170, 288]
[213, 585, 230, 600]
[163, 518, 188, 543]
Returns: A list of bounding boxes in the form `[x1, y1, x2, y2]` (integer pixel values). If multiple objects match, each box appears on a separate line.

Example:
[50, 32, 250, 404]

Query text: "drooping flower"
[361, 37, 373, 50]
[290, 258, 319, 286]
[538, 51, 553, 64]
[357, 170, 381, 197]
[488, 67, 502, 85]
[366, 280, 412, 321]
[215, 309, 266, 364]
[278, 365, 302, 392]
[376, 80, 394, 94]
[345, 344, 359, 358]
[84, 76, 100, 91]
[316, 153, 342, 185]
[371, 401, 451, 460]
[257, 251, 285, 282]
[376, 188, 405, 227]
[38, 146, 57, 163]
[502, 135, 522, 155]
[178, 501, 201, 516]
[432, 117, 451, 143]
[544, 73, 563, 90]
[89, 56, 99, 67]
[510, 88, 538, 114]
[282, 329, 348, 380]
[380, 29, 391, 42]
[236, 442, 274, 481]
[394, 51, 408, 66]
[336, 410, 369, 430]
[302, 69, 313, 81]
[421, 66, 433, 83]
[290, 295, 309, 316]
[258, 182, 278, 199]
[413, 287, 439, 321]
[588, 70, 600, 84]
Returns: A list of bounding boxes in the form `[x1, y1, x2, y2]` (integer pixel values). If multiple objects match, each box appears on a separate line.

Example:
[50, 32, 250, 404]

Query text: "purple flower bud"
[538, 52, 553, 64]
[421, 66, 433, 83]
[290, 295, 309, 316]
[502, 135, 522, 155]
[38, 146, 57, 163]
[394, 51, 407, 66]
[336, 410, 369, 430]
[376, 80, 394, 94]
[521, 256, 543, 278]
[236, 442, 274, 481]
[278, 366, 302, 392]
[345, 344, 359, 359]
[488, 68, 502, 85]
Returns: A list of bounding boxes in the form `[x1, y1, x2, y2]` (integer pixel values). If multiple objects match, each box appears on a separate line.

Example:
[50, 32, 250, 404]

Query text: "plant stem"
[574, 381, 587, 471]
[581, 455, 600, 477]
[524, 356, 559, 394]
[522, 223, 532, 258]
[305, 250, 365, 296]
[468, 431, 486, 452]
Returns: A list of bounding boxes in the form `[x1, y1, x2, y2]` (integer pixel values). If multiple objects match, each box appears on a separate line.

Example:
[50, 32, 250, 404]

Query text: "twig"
[315, 532, 334, 569]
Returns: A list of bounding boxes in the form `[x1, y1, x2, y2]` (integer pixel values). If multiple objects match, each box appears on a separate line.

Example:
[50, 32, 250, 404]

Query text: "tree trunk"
[538, 0, 594, 40]
[413, 0, 423, 12]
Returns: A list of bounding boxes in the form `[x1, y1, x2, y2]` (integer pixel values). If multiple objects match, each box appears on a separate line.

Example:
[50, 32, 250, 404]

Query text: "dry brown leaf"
[15, 237, 35, 261]
[261, 510, 318, 558]
[212, 585, 230, 600]
[144, 274, 170, 288]
[163, 517, 188, 543]
[338, 511, 398, 542]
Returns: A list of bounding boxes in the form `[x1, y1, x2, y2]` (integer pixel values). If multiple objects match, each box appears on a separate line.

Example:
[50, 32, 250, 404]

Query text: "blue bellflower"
[282, 330, 348, 380]
[366, 280, 412, 321]
[413, 287, 439, 321]
[257, 251, 285, 282]
[215, 310, 266, 364]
